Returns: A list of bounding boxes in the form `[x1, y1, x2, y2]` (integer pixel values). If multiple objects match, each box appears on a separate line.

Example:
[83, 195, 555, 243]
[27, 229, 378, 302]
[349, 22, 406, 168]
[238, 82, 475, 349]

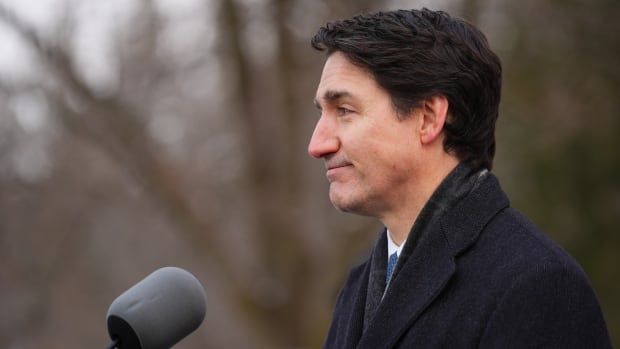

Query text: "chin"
[329, 190, 371, 216]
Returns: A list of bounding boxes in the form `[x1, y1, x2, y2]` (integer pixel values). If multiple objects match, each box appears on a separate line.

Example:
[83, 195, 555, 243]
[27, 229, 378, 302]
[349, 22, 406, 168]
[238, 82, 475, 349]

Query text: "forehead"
[315, 52, 381, 103]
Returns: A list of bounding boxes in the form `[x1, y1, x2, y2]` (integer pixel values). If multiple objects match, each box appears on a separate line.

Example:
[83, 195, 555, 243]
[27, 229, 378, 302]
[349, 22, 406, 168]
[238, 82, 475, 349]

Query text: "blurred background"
[0, 0, 617, 348]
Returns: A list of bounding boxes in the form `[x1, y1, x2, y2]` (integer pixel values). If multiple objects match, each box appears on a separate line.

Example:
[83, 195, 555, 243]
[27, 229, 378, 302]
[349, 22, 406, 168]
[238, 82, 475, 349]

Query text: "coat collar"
[355, 168, 510, 348]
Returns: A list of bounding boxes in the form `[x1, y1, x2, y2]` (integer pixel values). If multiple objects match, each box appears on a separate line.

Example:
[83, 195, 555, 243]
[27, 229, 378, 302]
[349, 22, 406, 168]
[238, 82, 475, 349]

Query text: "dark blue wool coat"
[324, 168, 612, 348]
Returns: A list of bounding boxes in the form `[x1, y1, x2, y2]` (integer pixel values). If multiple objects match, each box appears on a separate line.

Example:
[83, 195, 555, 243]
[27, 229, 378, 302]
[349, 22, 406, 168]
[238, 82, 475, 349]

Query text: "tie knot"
[386, 252, 399, 285]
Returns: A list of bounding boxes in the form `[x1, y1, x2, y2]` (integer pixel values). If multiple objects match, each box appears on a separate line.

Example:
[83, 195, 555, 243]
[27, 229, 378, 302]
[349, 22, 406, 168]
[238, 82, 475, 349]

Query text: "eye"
[337, 106, 354, 116]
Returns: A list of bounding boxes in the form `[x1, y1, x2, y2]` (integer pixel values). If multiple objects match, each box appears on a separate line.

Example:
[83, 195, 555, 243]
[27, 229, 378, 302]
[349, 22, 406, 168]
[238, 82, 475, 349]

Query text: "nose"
[308, 115, 339, 159]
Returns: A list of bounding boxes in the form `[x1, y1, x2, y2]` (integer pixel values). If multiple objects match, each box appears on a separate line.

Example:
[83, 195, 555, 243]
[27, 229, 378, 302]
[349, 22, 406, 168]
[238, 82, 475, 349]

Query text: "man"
[308, 9, 612, 348]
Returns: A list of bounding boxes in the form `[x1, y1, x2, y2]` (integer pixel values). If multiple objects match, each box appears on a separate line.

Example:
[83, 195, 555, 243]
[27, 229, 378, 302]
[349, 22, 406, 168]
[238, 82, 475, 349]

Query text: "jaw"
[328, 179, 388, 218]
[329, 180, 366, 214]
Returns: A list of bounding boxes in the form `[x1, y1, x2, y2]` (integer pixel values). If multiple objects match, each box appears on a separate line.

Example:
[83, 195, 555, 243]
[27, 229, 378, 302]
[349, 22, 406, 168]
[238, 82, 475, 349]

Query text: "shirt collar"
[387, 229, 406, 258]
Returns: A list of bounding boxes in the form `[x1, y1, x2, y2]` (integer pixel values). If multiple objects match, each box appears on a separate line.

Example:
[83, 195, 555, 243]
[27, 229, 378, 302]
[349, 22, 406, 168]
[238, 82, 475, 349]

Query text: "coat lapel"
[357, 173, 509, 348]
[357, 215, 456, 349]
[363, 231, 388, 333]
[340, 246, 373, 348]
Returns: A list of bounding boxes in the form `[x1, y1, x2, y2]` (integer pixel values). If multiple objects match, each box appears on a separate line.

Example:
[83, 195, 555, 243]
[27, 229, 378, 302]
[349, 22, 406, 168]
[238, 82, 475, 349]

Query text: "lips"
[327, 163, 351, 171]
[325, 160, 352, 181]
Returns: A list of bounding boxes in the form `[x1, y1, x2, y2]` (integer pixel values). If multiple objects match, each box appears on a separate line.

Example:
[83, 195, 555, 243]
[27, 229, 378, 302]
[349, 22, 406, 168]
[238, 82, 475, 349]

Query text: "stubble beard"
[328, 181, 377, 217]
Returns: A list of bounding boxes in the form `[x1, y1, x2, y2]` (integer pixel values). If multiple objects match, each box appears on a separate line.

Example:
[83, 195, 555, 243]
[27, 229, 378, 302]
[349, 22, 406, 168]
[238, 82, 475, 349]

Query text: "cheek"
[377, 149, 417, 183]
[343, 125, 416, 174]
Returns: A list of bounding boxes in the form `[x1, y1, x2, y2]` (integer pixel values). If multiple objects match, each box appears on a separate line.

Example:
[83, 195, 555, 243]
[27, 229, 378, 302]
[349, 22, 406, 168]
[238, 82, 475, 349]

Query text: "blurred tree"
[0, 0, 385, 347]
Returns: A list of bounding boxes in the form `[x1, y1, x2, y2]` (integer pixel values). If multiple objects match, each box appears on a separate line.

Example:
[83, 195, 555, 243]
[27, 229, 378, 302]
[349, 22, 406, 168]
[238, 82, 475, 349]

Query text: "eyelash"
[315, 106, 354, 118]
[337, 107, 354, 116]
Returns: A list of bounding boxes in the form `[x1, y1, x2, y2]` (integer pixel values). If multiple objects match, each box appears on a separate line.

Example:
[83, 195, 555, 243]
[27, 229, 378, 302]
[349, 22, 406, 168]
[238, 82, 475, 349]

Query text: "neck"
[380, 157, 459, 245]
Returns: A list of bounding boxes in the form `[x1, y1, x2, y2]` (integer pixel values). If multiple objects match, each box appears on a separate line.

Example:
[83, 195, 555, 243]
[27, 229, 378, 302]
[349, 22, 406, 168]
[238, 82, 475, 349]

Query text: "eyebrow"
[314, 90, 353, 110]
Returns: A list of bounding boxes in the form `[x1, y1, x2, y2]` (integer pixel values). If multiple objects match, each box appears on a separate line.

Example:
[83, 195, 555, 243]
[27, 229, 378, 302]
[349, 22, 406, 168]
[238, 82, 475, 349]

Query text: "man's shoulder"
[470, 208, 612, 347]
[473, 206, 589, 282]
[451, 171, 585, 278]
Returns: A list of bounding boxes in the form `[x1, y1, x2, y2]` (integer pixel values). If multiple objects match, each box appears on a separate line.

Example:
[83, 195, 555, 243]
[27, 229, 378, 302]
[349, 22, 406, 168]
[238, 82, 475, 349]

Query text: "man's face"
[309, 52, 423, 218]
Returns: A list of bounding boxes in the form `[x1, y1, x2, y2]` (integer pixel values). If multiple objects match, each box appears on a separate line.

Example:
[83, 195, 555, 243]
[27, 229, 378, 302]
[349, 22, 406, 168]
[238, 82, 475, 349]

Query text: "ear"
[419, 95, 449, 145]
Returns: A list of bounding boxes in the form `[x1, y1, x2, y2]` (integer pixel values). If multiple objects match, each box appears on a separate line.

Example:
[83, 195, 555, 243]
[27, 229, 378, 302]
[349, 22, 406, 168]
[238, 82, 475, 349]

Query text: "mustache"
[325, 155, 352, 170]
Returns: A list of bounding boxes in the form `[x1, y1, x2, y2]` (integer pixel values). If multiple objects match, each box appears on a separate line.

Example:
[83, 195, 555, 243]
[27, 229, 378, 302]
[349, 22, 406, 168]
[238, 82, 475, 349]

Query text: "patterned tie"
[386, 251, 399, 285]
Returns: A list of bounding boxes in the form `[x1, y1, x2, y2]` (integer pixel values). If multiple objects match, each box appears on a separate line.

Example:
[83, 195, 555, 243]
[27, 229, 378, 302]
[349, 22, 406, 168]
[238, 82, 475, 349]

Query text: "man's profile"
[308, 9, 611, 348]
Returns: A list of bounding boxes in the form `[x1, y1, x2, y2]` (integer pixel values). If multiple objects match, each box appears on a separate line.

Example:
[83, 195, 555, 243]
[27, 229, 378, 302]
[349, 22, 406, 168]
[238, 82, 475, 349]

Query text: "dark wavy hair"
[311, 9, 502, 170]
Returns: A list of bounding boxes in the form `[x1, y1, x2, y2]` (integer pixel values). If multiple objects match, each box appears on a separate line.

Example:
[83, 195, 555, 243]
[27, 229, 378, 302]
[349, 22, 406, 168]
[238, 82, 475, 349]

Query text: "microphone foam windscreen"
[107, 267, 206, 349]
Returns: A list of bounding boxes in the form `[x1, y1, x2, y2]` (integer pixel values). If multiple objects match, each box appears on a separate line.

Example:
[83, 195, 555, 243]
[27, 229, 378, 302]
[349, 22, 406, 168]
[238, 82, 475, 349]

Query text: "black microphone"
[106, 267, 207, 349]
